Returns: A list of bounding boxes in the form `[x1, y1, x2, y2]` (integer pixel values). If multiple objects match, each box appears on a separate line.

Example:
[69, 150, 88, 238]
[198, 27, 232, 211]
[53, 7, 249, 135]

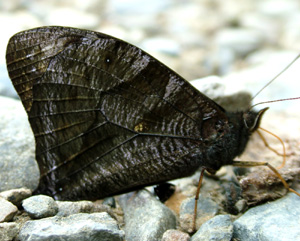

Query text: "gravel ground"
[1, 1, 300, 240]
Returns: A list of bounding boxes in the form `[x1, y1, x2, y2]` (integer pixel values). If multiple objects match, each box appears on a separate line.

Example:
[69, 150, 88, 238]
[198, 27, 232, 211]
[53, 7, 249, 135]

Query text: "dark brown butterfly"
[5, 26, 292, 202]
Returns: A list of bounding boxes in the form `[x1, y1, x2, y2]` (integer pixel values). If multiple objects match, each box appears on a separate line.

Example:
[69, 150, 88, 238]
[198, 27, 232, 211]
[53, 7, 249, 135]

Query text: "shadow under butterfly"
[6, 26, 299, 206]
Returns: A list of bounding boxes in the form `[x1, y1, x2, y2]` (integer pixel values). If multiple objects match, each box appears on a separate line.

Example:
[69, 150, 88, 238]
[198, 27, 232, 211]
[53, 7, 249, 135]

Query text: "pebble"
[118, 189, 176, 241]
[22, 195, 58, 219]
[190, 76, 252, 111]
[0, 188, 32, 207]
[56, 200, 94, 217]
[0, 222, 19, 241]
[0, 65, 18, 98]
[161, 229, 190, 241]
[179, 195, 219, 233]
[18, 212, 124, 241]
[56, 200, 115, 219]
[141, 37, 181, 56]
[0, 96, 39, 192]
[215, 28, 264, 58]
[223, 50, 300, 112]
[190, 215, 233, 241]
[0, 197, 18, 222]
[233, 191, 300, 241]
[44, 8, 99, 29]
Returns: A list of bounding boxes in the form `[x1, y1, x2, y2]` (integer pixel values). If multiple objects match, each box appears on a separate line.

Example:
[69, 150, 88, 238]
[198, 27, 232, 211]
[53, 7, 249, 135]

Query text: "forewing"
[6, 26, 228, 200]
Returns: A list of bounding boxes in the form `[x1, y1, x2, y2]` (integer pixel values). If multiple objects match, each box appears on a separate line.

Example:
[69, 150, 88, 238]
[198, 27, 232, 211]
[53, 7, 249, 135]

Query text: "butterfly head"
[243, 107, 269, 133]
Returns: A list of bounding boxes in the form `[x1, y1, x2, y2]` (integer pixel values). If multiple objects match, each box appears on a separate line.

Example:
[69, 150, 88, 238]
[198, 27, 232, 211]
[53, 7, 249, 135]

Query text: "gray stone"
[215, 28, 264, 57]
[18, 212, 124, 241]
[44, 8, 99, 29]
[190, 76, 252, 111]
[179, 195, 219, 233]
[0, 65, 18, 98]
[162, 229, 190, 241]
[108, 0, 171, 15]
[56, 200, 114, 219]
[0, 188, 32, 207]
[233, 192, 300, 241]
[102, 197, 116, 208]
[118, 189, 176, 241]
[190, 215, 233, 241]
[223, 50, 300, 112]
[258, 0, 298, 17]
[22, 195, 58, 219]
[141, 37, 181, 56]
[0, 222, 19, 241]
[56, 200, 95, 217]
[0, 96, 39, 192]
[0, 197, 18, 222]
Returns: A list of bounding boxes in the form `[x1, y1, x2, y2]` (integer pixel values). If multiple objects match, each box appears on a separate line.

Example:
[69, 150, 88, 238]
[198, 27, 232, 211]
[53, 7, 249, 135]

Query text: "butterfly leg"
[193, 168, 206, 231]
[232, 160, 300, 197]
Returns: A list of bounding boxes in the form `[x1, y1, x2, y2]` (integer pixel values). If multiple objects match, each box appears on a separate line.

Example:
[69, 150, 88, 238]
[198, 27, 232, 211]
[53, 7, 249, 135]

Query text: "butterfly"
[6, 26, 293, 203]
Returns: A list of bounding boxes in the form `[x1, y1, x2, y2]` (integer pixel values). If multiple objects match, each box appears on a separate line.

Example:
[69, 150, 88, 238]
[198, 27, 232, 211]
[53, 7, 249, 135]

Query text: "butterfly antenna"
[250, 97, 300, 110]
[251, 53, 300, 101]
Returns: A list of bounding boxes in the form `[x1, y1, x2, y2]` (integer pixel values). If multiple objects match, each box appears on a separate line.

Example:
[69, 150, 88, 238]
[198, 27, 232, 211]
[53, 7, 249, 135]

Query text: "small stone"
[118, 189, 176, 241]
[102, 197, 116, 208]
[0, 197, 18, 222]
[179, 195, 219, 233]
[56, 200, 115, 219]
[18, 212, 124, 241]
[162, 229, 190, 241]
[258, 0, 298, 17]
[215, 28, 264, 57]
[0, 222, 19, 241]
[56, 200, 94, 217]
[0, 64, 18, 98]
[0, 188, 32, 207]
[233, 192, 300, 241]
[235, 199, 247, 213]
[190, 76, 252, 111]
[0, 96, 39, 192]
[44, 8, 99, 29]
[190, 76, 226, 99]
[141, 37, 181, 56]
[190, 215, 233, 241]
[22, 195, 58, 219]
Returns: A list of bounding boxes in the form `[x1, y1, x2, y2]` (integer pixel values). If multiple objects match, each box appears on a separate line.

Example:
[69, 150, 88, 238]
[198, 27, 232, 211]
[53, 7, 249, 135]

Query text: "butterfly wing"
[6, 26, 228, 200]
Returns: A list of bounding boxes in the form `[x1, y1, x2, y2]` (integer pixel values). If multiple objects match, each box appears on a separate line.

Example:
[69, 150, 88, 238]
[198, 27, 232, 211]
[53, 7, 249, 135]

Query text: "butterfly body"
[6, 26, 263, 200]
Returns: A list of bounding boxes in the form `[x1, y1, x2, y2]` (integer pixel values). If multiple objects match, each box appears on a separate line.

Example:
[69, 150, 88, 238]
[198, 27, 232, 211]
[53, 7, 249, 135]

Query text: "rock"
[179, 195, 219, 233]
[108, 0, 171, 15]
[258, 0, 298, 17]
[56, 200, 115, 219]
[223, 50, 300, 112]
[44, 8, 99, 29]
[0, 197, 18, 222]
[118, 189, 176, 241]
[215, 28, 264, 57]
[190, 215, 233, 241]
[233, 191, 300, 241]
[0, 222, 19, 241]
[162, 229, 190, 241]
[56, 200, 95, 217]
[190, 76, 226, 99]
[0, 65, 18, 98]
[22, 195, 58, 219]
[102, 197, 116, 208]
[141, 37, 181, 56]
[18, 212, 124, 241]
[0, 96, 39, 192]
[190, 76, 252, 111]
[0, 188, 32, 207]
